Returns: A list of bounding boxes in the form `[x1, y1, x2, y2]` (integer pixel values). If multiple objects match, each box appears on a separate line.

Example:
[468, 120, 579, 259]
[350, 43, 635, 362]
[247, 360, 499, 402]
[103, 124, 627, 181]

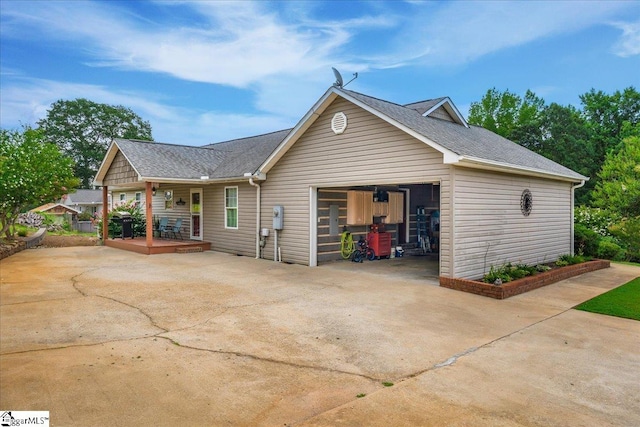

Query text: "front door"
[190, 188, 203, 240]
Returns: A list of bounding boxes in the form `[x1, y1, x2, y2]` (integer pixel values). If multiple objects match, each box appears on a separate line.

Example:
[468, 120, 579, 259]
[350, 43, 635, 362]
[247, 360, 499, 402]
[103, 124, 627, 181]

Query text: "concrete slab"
[1, 247, 638, 426]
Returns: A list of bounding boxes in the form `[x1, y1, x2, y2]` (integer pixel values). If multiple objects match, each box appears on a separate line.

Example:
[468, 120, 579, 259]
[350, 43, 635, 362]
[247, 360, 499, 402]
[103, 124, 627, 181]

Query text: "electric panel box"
[273, 205, 284, 230]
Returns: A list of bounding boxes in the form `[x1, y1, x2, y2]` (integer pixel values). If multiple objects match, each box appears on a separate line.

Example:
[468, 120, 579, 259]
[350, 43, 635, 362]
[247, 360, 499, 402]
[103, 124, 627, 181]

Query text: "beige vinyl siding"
[202, 182, 257, 257]
[427, 106, 455, 122]
[150, 184, 192, 235]
[262, 97, 451, 273]
[103, 151, 138, 186]
[452, 167, 572, 279]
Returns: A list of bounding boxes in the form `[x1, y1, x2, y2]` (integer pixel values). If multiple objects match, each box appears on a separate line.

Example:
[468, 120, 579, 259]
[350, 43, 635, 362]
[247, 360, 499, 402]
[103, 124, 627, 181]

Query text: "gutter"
[570, 179, 587, 256]
[246, 173, 262, 259]
[455, 156, 588, 183]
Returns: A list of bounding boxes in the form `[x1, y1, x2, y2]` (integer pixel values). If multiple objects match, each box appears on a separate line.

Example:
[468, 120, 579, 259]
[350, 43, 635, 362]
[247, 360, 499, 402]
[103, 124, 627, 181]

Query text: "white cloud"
[611, 20, 640, 57]
[384, 1, 636, 67]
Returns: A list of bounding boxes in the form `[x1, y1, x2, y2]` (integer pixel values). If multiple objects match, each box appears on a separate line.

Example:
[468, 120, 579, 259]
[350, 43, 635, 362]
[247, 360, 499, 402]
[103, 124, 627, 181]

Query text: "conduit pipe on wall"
[570, 179, 586, 256]
[248, 176, 261, 259]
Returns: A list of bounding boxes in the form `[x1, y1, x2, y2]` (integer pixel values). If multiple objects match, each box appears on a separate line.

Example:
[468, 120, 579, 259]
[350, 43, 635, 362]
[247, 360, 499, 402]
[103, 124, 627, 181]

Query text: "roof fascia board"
[456, 156, 588, 182]
[259, 89, 339, 174]
[422, 97, 469, 128]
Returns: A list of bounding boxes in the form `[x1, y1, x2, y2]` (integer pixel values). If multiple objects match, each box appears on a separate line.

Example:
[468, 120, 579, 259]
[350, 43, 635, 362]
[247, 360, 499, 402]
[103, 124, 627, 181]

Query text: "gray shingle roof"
[403, 97, 447, 115]
[115, 129, 290, 180]
[107, 87, 585, 183]
[66, 189, 102, 204]
[341, 89, 586, 180]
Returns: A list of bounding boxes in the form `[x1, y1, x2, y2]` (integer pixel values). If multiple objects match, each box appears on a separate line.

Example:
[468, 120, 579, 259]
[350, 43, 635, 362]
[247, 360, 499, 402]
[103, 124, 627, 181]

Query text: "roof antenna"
[332, 67, 358, 88]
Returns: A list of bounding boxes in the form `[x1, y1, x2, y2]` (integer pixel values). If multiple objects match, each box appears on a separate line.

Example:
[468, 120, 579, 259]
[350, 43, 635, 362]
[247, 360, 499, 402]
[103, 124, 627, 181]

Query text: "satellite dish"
[332, 67, 343, 88]
[331, 67, 358, 88]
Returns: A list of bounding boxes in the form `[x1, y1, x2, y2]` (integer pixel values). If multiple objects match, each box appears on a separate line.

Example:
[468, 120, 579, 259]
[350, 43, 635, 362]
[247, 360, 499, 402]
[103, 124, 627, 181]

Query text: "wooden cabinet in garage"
[347, 190, 373, 225]
[372, 201, 389, 217]
[384, 192, 404, 224]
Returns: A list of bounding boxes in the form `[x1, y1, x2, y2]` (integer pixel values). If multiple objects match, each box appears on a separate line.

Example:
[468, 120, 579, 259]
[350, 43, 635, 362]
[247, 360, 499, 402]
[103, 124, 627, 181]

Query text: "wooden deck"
[104, 237, 211, 255]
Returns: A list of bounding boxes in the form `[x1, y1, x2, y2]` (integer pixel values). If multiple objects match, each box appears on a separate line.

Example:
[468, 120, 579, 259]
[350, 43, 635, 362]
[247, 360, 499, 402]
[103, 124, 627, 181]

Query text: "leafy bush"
[574, 206, 618, 237]
[556, 254, 587, 267]
[77, 211, 93, 221]
[573, 223, 600, 257]
[610, 217, 640, 262]
[96, 200, 146, 239]
[596, 237, 626, 261]
[483, 262, 539, 284]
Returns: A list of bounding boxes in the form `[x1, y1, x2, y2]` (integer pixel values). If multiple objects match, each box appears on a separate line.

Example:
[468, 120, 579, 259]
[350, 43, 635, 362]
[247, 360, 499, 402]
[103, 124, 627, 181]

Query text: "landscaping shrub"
[96, 200, 146, 239]
[609, 217, 640, 262]
[574, 223, 600, 257]
[597, 237, 626, 261]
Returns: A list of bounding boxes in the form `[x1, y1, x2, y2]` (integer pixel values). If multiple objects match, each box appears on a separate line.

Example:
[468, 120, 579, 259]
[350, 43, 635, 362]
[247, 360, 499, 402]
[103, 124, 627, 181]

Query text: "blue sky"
[1, 0, 639, 146]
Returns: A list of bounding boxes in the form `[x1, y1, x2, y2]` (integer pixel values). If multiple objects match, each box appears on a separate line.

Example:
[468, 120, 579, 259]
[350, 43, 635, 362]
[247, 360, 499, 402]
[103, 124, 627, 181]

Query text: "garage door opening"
[316, 183, 440, 280]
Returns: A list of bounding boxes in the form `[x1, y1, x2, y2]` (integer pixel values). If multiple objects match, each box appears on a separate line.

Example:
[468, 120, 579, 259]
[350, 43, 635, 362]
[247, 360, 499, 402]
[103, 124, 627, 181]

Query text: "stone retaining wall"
[440, 259, 611, 299]
[0, 228, 47, 260]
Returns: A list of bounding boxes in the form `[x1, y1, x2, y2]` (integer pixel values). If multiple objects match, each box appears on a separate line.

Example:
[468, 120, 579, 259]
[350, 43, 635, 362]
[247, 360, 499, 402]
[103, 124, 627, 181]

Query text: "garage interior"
[317, 184, 440, 279]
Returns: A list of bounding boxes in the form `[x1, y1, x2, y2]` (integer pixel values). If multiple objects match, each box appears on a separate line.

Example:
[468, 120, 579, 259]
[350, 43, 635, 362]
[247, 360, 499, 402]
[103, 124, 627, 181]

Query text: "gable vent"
[331, 112, 347, 134]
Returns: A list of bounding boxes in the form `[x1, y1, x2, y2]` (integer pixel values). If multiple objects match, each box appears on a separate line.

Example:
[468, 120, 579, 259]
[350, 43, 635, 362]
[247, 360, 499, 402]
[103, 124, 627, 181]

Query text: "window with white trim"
[119, 193, 126, 202]
[135, 192, 141, 207]
[225, 187, 238, 229]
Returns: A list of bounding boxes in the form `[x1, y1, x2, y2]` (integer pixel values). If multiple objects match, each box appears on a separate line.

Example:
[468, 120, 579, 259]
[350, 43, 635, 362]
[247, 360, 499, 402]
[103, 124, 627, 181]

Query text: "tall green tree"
[468, 88, 545, 143]
[0, 127, 80, 239]
[37, 99, 153, 188]
[580, 87, 640, 160]
[538, 103, 596, 203]
[592, 136, 640, 217]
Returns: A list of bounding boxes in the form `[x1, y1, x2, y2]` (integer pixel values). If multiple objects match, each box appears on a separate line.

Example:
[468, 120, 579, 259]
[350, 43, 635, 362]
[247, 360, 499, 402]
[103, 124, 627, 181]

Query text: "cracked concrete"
[1, 246, 639, 426]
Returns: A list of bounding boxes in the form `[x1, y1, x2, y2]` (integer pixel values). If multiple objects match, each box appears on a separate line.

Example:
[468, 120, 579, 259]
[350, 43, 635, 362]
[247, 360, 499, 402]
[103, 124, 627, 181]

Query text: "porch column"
[102, 186, 109, 241]
[145, 182, 153, 247]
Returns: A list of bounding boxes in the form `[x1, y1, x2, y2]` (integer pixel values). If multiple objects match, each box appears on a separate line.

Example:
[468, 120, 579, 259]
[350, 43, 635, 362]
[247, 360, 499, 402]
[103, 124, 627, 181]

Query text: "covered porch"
[104, 236, 211, 255]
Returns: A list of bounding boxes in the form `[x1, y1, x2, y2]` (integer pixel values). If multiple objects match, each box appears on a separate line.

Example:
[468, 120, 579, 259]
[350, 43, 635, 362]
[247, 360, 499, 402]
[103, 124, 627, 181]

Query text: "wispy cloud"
[384, 1, 636, 67]
[611, 20, 640, 57]
[1, 0, 638, 144]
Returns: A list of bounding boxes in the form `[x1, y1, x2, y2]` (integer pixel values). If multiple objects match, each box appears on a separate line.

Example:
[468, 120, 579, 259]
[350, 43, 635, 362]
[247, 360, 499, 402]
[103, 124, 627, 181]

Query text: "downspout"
[248, 177, 261, 259]
[570, 180, 586, 256]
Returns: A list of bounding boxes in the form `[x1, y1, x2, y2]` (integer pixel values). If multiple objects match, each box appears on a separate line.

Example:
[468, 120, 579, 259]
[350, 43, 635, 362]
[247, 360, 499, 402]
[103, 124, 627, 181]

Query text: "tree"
[37, 99, 153, 188]
[468, 88, 545, 143]
[592, 136, 640, 217]
[538, 103, 596, 203]
[0, 127, 80, 240]
[580, 87, 640, 161]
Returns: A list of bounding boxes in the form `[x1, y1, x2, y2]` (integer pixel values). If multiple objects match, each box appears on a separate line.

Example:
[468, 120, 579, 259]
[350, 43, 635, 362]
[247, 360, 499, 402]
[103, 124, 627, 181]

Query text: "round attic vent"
[331, 112, 347, 134]
[521, 189, 533, 216]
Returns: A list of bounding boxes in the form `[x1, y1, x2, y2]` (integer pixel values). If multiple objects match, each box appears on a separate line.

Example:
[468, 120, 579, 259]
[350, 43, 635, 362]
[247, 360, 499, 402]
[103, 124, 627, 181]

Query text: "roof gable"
[259, 87, 586, 182]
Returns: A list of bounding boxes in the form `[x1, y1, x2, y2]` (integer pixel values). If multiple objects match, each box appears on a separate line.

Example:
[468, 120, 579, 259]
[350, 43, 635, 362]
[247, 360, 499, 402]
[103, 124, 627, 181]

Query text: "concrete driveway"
[1, 247, 638, 426]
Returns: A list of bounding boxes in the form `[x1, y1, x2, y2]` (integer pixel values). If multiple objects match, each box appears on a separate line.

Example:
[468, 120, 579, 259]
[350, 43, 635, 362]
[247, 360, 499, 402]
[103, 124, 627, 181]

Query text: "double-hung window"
[225, 187, 238, 229]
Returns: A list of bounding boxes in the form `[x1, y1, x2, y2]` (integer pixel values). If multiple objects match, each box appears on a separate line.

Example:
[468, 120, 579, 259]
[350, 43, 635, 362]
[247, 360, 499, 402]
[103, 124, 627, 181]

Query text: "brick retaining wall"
[440, 259, 611, 299]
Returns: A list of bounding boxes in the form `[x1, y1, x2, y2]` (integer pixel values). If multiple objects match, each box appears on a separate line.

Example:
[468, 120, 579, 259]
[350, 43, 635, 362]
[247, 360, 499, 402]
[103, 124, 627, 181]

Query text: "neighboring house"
[61, 189, 105, 216]
[94, 86, 587, 280]
[30, 203, 79, 225]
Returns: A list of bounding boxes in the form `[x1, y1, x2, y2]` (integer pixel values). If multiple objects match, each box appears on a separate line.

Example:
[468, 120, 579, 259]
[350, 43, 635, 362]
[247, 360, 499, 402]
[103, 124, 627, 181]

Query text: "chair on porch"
[170, 217, 183, 240]
[156, 217, 169, 238]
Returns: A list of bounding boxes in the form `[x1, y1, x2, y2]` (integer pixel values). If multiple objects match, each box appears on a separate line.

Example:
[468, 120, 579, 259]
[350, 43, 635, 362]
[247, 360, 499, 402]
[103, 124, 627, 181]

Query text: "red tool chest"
[368, 231, 391, 258]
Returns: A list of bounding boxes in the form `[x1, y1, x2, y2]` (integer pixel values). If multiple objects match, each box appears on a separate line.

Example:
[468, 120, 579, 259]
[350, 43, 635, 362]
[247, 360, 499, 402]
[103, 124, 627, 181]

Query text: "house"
[61, 189, 105, 216]
[94, 86, 587, 280]
[30, 203, 80, 217]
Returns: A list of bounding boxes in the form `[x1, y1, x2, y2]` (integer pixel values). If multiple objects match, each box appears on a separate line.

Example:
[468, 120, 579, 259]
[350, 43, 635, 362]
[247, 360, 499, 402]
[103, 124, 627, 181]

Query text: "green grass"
[574, 277, 640, 321]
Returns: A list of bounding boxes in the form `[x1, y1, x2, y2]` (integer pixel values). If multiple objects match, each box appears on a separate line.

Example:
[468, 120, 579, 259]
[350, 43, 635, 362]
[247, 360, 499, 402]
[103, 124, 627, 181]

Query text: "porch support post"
[102, 186, 109, 241]
[145, 182, 154, 247]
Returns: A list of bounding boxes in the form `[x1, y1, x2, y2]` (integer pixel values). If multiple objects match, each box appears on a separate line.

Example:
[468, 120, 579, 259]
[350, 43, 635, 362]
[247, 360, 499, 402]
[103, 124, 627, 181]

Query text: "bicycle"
[341, 231, 376, 262]
[352, 235, 376, 263]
